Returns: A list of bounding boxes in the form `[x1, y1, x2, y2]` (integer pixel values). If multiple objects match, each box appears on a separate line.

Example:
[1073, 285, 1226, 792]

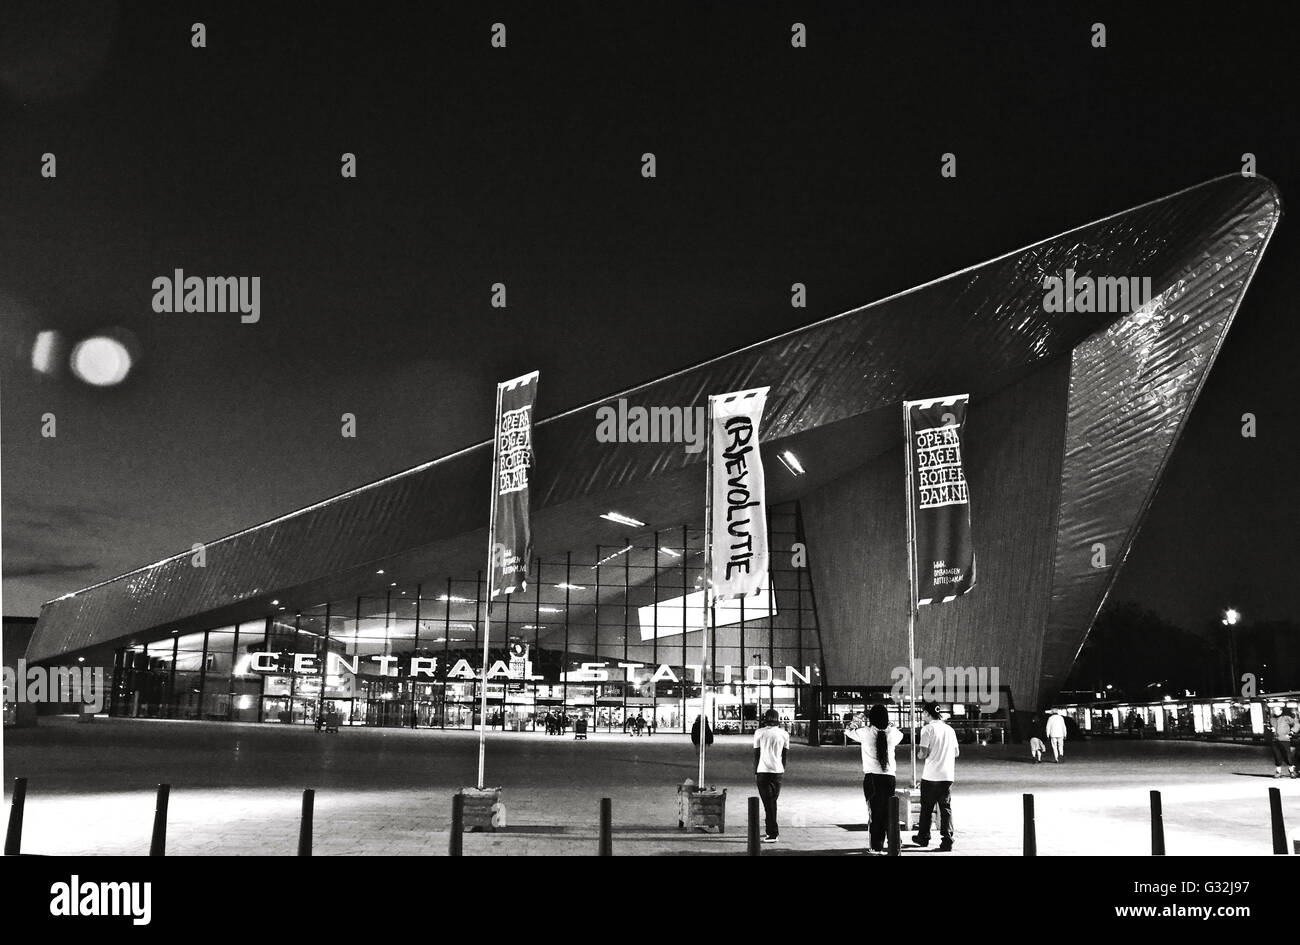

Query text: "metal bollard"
[747, 797, 760, 855]
[887, 795, 900, 856]
[1269, 787, 1288, 854]
[150, 783, 170, 856]
[1150, 790, 1165, 856]
[598, 797, 613, 856]
[298, 789, 315, 857]
[1023, 793, 1037, 856]
[449, 792, 464, 857]
[5, 777, 27, 856]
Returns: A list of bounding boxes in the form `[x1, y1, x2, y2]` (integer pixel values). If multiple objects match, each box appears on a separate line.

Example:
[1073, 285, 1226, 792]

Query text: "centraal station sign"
[246, 652, 813, 686]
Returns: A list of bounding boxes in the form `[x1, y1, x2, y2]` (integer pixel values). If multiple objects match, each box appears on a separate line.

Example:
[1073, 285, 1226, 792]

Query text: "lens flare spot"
[32, 329, 64, 374]
[70, 335, 132, 386]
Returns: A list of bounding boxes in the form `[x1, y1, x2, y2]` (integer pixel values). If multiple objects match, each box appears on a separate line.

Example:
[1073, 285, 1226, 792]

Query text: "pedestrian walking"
[1045, 710, 1067, 763]
[1270, 707, 1297, 778]
[1029, 735, 1045, 764]
[847, 704, 902, 854]
[1028, 713, 1046, 764]
[753, 708, 790, 843]
[912, 701, 958, 852]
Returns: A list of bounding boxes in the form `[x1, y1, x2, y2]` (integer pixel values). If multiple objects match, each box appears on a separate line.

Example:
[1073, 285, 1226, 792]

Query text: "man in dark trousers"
[913, 701, 958, 851]
[753, 709, 790, 843]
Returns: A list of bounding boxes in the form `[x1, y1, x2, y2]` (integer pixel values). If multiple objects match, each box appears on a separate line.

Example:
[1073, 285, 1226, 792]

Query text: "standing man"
[912, 701, 957, 852]
[1045, 710, 1068, 763]
[1270, 707, 1297, 779]
[753, 708, 790, 843]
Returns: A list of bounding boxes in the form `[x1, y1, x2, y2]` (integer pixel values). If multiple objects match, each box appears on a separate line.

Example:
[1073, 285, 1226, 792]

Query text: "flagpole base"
[677, 781, 726, 833]
[895, 785, 920, 832]
[458, 786, 504, 832]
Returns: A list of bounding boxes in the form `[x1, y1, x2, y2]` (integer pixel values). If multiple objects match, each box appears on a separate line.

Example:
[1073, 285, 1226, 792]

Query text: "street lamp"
[1222, 608, 1242, 696]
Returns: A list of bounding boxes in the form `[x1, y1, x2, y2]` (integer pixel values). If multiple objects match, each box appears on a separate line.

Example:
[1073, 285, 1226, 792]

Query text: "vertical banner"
[905, 394, 976, 605]
[708, 386, 771, 601]
[491, 371, 539, 598]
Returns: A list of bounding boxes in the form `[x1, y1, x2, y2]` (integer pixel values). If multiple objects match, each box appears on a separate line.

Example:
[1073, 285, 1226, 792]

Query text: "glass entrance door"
[364, 698, 408, 727]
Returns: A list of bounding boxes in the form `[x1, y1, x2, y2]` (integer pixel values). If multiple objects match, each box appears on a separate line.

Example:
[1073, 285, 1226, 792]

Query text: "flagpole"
[477, 381, 505, 791]
[699, 395, 714, 787]
[903, 402, 920, 790]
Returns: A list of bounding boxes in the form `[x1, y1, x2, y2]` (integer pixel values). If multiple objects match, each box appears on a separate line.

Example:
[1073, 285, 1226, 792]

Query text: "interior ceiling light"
[590, 544, 634, 568]
[777, 450, 806, 476]
[600, 512, 645, 528]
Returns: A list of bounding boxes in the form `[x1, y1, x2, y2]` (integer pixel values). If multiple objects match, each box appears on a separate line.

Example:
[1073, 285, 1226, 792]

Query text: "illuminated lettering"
[447, 659, 476, 680]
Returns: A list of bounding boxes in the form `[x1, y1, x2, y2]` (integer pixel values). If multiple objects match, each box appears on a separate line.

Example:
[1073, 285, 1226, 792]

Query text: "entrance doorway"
[364, 698, 408, 727]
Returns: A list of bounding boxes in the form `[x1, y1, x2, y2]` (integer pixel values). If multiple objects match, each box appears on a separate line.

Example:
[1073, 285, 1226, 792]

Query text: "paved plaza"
[3, 717, 1296, 856]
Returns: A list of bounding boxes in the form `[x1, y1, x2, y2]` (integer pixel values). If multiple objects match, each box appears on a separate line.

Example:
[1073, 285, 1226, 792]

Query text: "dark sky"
[1, 2, 1297, 635]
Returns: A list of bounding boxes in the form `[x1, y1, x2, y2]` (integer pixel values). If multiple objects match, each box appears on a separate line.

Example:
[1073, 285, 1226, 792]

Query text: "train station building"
[18, 176, 1280, 740]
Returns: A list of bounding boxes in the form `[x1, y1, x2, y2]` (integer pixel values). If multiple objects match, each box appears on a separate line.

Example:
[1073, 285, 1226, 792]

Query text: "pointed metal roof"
[26, 175, 1281, 692]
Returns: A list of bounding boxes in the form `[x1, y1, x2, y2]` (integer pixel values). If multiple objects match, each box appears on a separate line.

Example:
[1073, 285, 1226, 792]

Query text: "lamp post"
[1222, 608, 1241, 696]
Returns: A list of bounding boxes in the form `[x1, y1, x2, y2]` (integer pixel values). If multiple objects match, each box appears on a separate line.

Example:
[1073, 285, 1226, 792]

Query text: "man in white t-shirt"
[753, 709, 790, 842]
[1045, 711, 1068, 763]
[913, 701, 958, 852]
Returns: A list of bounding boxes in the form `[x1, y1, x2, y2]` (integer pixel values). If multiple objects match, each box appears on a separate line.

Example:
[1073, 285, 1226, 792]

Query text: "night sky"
[2, 2, 1297, 637]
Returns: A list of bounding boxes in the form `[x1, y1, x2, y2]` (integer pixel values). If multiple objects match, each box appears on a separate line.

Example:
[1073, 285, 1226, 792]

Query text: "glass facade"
[108, 505, 825, 734]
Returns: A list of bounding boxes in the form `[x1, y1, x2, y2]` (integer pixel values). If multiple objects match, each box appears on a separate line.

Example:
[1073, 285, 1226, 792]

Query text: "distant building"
[3, 616, 38, 726]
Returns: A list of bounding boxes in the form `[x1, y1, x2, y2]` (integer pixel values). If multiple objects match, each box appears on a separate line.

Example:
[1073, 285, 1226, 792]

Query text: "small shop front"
[1056, 693, 1300, 742]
